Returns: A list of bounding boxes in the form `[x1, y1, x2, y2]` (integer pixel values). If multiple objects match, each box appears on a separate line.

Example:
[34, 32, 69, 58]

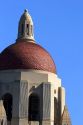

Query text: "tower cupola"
[17, 9, 34, 42]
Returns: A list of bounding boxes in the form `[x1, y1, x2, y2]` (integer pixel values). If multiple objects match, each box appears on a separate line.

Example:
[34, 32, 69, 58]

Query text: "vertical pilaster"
[58, 87, 65, 116]
[19, 81, 29, 125]
[42, 82, 54, 125]
[11, 81, 20, 125]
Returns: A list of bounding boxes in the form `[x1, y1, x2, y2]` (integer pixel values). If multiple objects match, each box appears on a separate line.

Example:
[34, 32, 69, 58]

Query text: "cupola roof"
[0, 10, 56, 74]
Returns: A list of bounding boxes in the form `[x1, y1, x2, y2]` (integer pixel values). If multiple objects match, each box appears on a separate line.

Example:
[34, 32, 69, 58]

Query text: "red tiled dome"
[0, 40, 56, 73]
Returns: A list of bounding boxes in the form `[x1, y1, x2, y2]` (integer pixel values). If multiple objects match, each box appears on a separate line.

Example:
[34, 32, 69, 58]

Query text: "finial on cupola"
[16, 9, 35, 43]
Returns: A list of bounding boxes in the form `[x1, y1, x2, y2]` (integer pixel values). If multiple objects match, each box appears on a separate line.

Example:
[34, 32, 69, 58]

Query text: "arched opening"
[54, 97, 58, 124]
[26, 24, 29, 35]
[1, 120, 3, 125]
[21, 24, 24, 35]
[2, 93, 13, 122]
[28, 94, 40, 121]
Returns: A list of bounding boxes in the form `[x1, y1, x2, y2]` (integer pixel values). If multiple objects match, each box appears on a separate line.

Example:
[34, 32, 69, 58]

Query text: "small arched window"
[28, 94, 40, 121]
[27, 24, 29, 35]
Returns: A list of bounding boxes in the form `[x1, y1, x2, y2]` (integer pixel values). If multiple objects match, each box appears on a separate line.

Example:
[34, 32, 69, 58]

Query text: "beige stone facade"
[0, 69, 69, 125]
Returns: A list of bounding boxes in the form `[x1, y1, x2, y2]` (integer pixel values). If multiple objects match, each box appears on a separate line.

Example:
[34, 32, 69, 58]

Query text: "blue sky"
[0, 0, 83, 124]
